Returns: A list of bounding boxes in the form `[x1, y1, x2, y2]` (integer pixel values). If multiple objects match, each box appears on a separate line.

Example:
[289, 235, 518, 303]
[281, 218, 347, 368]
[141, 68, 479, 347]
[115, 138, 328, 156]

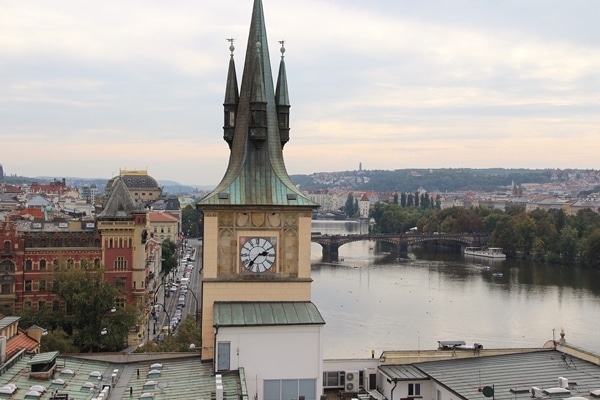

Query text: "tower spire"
[275, 40, 290, 148]
[200, 0, 316, 207]
[223, 38, 239, 148]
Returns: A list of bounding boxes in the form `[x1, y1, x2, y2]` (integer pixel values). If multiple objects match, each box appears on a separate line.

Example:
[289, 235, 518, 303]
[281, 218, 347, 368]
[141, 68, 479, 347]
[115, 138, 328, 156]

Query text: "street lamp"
[99, 307, 130, 350]
[186, 287, 199, 325]
[153, 302, 172, 336]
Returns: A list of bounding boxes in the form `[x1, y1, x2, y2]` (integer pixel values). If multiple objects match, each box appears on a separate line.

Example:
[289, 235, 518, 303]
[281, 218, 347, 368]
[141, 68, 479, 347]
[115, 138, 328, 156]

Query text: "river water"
[310, 220, 600, 359]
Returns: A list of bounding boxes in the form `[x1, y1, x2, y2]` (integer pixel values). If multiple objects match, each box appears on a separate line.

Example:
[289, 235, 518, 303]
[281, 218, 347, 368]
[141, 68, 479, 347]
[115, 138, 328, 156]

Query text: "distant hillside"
[7, 168, 592, 195]
[291, 168, 559, 192]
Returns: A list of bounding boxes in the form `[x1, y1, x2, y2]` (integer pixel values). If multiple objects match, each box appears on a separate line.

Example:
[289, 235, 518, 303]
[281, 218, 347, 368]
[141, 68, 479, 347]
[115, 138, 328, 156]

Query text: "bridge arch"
[311, 233, 488, 261]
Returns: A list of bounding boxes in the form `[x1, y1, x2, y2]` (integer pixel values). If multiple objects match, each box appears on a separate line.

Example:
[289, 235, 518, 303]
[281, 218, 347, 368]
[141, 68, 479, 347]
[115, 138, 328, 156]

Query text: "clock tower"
[198, 0, 320, 361]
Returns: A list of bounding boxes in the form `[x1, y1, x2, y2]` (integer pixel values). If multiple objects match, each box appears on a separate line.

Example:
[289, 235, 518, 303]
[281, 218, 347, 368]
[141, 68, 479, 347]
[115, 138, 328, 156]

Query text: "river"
[310, 220, 600, 359]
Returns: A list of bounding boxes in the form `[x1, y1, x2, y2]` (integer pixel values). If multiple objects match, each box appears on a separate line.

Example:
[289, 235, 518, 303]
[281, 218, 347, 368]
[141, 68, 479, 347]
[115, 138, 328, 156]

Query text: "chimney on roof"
[0, 336, 6, 364]
[216, 374, 223, 400]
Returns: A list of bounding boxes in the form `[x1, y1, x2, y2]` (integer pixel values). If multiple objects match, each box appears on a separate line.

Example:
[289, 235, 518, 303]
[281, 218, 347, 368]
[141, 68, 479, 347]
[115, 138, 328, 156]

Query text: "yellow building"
[148, 211, 179, 243]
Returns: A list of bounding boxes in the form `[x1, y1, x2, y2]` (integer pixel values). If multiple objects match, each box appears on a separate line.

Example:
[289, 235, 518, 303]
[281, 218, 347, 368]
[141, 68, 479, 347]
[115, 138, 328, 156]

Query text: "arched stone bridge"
[311, 233, 489, 261]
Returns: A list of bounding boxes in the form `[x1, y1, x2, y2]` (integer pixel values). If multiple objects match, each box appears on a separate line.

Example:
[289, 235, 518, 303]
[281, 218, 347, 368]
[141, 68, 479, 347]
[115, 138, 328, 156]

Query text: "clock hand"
[249, 251, 268, 267]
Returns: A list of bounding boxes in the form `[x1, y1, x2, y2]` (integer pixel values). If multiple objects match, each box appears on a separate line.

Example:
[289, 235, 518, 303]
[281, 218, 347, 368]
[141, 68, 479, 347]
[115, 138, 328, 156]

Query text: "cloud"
[1, 0, 600, 185]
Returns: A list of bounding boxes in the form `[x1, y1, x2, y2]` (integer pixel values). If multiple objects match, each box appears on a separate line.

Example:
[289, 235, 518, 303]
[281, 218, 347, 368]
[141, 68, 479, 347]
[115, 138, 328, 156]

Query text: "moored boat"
[464, 247, 506, 259]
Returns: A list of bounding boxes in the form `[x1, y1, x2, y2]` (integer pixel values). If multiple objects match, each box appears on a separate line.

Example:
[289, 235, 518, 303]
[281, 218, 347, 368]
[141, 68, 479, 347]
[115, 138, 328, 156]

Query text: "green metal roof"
[27, 351, 59, 365]
[214, 301, 325, 327]
[0, 316, 20, 331]
[198, 0, 318, 209]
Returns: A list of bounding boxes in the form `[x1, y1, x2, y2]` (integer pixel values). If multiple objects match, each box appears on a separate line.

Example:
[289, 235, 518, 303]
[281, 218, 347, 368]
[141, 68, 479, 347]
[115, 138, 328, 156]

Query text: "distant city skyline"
[2, 1, 599, 185]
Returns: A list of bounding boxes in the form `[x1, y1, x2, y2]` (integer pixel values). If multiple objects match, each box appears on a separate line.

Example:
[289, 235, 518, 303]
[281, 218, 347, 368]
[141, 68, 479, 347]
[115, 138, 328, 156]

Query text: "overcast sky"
[2, 1, 599, 185]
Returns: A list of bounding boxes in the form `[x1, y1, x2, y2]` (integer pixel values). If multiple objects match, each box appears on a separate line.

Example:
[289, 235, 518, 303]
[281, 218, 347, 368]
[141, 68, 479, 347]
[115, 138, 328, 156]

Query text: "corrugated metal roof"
[214, 302, 325, 327]
[0, 316, 20, 331]
[27, 351, 59, 365]
[379, 365, 429, 381]
[414, 350, 600, 400]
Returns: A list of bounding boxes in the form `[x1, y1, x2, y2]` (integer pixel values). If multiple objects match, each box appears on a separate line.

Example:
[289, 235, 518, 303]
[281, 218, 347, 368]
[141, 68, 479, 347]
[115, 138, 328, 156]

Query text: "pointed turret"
[200, 0, 317, 208]
[248, 40, 268, 146]
[223, 39, 239, 149]
[275, 41, 290, 148]
[97, 177, 144, 219]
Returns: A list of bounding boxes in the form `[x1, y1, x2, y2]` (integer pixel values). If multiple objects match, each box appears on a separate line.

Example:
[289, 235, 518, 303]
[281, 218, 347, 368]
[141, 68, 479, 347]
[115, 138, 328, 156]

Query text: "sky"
[2, 1, 600, 186]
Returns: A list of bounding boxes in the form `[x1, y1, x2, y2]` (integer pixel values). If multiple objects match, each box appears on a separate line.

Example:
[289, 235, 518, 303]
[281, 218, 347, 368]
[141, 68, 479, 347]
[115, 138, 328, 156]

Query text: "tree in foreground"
[50, 264, 139, 352]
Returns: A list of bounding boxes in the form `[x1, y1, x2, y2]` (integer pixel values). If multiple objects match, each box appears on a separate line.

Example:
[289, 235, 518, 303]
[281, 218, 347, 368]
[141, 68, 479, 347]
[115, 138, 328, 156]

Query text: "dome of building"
[104, 169, 162, 202]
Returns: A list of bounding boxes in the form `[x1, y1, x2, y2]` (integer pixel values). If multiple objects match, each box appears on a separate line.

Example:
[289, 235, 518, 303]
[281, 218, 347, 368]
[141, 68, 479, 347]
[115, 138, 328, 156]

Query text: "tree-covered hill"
[292, 168, 556, 192]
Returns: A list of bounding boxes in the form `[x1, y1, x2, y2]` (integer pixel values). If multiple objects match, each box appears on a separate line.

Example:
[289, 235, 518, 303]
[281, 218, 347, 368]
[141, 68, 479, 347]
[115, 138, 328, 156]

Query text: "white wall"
[217, 324, 324, 400]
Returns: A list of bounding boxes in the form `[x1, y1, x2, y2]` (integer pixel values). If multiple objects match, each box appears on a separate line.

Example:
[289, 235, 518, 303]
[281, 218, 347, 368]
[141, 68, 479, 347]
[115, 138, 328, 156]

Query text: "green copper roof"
[27, 351, 59, 365]
[199, 0, 317, 208]
[214, 301, 325, 327]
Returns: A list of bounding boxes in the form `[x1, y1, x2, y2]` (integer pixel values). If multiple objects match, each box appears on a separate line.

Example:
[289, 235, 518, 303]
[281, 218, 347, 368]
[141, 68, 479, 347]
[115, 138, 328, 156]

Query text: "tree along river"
[310, 220, 600, 359]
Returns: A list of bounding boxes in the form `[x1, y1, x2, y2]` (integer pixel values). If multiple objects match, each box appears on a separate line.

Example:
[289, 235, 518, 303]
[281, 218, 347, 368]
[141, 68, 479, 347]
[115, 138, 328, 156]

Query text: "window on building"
[67, 259, 74, 268]
[168, 227, 171, 233]
[160, 227, 164, 233]
[38, 300, 46, 310]
[94, 258, 101, 268]
[24, 280, 32, 292]
[3, 241, 10, 253]
[53, 259, 59, 269]
[53, 238, 61, 247]
[115, 277, 126, 290]
[0, 260, 15, 272]
[408, 383, 421, 397]
[323, 372, 344, 388]
[24, 300, 31, 308]
[115, 298, 125, 309]
[1, 284, 11, 294]
[53, 300, 60, 312]
[25, 260, 33, 271]
[39, 279, 46, 291]
[39, 238, 46, 247]
[40, 259, 47, 270]
[115, 257, 127, 271]
[153, 227, 157, 233]
[264, 379, 316, 400]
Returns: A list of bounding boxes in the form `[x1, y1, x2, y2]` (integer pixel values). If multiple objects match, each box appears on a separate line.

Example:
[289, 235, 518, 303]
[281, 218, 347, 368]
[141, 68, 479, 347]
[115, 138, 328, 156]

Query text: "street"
[147, 238, 203, 342]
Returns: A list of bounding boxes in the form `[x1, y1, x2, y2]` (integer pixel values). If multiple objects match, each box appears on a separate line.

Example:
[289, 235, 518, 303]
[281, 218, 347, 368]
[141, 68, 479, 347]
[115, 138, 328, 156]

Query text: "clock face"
[240, 237, 276, 273]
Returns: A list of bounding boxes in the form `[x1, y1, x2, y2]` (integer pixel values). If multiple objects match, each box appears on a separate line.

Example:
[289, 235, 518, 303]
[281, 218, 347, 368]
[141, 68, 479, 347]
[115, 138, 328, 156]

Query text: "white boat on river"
[464, 247, 506, 259]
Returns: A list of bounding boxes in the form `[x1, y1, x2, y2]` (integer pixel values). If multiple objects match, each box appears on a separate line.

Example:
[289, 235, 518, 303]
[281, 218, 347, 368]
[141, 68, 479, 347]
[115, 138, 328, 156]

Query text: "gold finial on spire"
[279, 40, 286, 59]
[227, 38, 235, 57]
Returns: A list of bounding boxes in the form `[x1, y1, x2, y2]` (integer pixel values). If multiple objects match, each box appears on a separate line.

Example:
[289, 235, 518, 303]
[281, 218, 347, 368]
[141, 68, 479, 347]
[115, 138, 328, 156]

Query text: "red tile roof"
[148, 212, 178, 223]
[17, 208, 45, 219]
[6, 330, 40, 359]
